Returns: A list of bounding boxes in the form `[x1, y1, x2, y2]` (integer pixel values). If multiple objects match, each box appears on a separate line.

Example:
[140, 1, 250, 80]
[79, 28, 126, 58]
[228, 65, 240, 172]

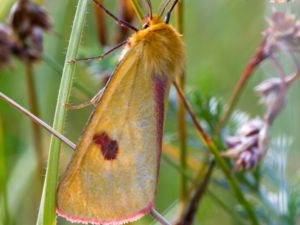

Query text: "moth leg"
[69, 40, 127, 63]
[90, 88, 105, 106]
[64, 88, 105, 110]
[64, 101, 93, 110]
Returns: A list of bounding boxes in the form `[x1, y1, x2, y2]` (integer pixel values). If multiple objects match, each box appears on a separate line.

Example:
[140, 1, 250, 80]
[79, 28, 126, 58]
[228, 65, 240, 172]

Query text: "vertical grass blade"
[36, 0, 88, 224]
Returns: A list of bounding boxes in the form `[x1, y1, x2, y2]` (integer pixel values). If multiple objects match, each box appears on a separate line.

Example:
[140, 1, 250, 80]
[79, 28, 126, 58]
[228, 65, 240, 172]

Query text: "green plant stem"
[175, 0, 188, 212]
[36, 0, 88, 224]
[0, 116, 11, 225]
[25, 62, 44, 197]
[174, 82, 259, 225]
[130, 0, 144, 22]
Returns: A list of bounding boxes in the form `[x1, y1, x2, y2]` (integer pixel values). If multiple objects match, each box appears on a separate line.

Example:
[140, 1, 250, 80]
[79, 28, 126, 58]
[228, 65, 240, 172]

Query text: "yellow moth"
[56, 0, 185, 224]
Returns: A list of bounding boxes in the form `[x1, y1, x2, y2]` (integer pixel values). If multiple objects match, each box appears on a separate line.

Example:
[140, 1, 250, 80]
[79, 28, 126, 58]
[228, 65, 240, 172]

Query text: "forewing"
[56, 45, 171, 224]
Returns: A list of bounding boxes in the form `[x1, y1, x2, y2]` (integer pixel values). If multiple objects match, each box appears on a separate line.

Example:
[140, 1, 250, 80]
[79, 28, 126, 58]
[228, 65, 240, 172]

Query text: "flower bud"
[222, 118, 268, 171]
[264, 11, 300, 55]
[0, 24, 18, 68]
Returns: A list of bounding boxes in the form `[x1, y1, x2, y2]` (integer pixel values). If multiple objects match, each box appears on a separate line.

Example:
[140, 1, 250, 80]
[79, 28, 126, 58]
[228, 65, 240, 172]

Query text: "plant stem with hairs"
[36, 0, 88, 224]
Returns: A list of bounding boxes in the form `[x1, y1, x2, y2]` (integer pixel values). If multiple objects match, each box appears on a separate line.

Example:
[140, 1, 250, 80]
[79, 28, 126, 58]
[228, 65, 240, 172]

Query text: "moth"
[56, 0, 185, 224]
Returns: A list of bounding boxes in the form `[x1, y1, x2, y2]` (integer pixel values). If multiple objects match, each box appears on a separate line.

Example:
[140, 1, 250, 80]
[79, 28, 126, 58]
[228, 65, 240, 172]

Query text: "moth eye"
[142, 23, 150, 29]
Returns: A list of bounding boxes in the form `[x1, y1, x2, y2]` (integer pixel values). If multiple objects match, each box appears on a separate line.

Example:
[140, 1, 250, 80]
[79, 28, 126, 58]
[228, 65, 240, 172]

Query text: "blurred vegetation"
[1, 0, 300, 225]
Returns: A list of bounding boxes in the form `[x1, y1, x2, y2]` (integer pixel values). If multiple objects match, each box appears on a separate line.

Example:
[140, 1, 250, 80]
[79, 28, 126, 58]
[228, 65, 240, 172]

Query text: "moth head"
[142, 15, 164, 29]
[142, 0, 179, 29]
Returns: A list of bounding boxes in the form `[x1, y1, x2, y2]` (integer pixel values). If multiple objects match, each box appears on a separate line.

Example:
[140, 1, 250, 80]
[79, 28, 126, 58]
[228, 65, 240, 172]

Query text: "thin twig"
[173, 81, 212, 144]
[150, 208, 172, 225]
[0, 92, 76, 150]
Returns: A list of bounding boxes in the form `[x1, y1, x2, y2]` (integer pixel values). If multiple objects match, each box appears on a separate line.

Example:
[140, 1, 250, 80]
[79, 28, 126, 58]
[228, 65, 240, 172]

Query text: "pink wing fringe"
[56, 202, 154, 225]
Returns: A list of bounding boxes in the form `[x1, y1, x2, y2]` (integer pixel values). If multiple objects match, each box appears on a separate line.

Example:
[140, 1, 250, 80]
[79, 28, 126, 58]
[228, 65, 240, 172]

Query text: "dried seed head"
[236, 147, 260, 170]
[264, 11, 300, 55]
[222, 118, 269, 171]
[223, 71, 300, 171]
[255, 74, 297, 98]
[0, 24, 18, 68]
[237, 118, 262, 137]
[25, 27, 43, 61]
[269, 12, 295, 36]
[9, 0, 52, 62]
[10, 0, 51, 38]
[254, 72, 300, 125]
[255, 77, 286, 116]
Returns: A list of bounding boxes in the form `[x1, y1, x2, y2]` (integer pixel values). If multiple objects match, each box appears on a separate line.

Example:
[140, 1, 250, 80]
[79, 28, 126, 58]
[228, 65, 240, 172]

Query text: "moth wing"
[57, 44, 171, 224]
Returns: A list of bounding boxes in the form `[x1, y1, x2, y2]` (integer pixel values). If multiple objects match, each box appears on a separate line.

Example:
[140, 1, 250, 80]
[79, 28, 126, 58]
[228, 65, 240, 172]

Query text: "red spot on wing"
[93, 132, 119, 160]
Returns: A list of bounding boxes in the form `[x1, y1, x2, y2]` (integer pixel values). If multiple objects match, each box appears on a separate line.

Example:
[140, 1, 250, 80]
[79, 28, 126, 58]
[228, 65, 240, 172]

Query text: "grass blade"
[36, 0, 88, 224]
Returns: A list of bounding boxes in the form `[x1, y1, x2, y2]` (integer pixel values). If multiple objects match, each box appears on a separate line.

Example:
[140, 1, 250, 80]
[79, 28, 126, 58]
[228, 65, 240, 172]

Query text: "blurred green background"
[0, 0, 300, 224]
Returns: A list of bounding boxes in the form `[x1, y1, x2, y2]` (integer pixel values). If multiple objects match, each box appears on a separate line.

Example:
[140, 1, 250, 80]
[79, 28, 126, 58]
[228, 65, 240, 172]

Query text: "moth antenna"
[146, 0, 152, 18]
[159, 0, 172, 17]
[92, 0, 138, 32]
[69, 40, 127, 63]
[164, 0, 179, 23]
